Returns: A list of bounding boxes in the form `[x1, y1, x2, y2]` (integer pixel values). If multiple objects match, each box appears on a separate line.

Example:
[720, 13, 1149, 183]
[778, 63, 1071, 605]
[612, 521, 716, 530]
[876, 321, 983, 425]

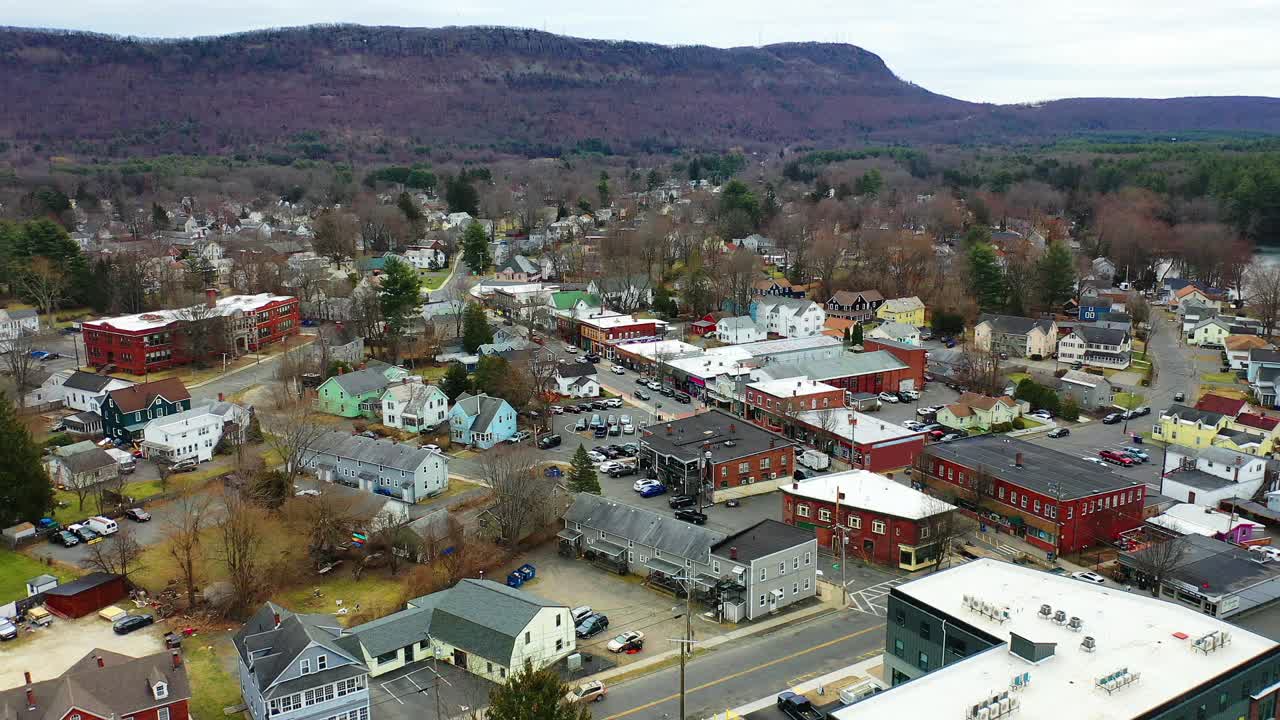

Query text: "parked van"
[87, 516, 118, 536]
[589, 414, 604, 429]
[105, 448, 136, 473]
[798, 450, 830, 471]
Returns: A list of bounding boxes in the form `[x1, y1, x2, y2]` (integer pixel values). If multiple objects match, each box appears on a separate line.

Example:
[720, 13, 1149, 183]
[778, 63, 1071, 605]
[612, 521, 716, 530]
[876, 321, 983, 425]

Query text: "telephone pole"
[671, 573, 708, 720]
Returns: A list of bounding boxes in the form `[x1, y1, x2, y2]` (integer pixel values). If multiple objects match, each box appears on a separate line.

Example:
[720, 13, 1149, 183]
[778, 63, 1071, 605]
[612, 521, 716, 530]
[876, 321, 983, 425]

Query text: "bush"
[1030, 354, 1043, 361]
[352, 421, 367, 433]
[1059, 397, 1081, 421]
[43, 432, 73, 448]
[991, 422, 1013, 433]
[1054, 368, 1068, 378]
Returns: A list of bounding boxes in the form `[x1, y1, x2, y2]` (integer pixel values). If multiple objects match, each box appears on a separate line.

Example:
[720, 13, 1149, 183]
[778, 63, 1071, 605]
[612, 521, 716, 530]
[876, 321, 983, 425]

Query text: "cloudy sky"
[7, 0, 1278, 103]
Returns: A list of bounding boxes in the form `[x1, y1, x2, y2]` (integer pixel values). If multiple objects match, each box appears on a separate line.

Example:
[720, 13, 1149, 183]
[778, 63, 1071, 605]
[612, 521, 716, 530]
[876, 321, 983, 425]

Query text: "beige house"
[937, 393, 1022, 432]
[973, 314, 1059, 359]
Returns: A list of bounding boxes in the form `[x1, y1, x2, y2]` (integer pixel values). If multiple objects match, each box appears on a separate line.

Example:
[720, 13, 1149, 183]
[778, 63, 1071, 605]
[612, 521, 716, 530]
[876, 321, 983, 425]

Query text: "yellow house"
[1232, 412, 1280, 453]
[876, 296, 926, 327]
[936, 393, 1021, 432]
[1153, 405, 1230, 450]
[1188, 317, 1231, 347]
[1214, 427, 1272, 455]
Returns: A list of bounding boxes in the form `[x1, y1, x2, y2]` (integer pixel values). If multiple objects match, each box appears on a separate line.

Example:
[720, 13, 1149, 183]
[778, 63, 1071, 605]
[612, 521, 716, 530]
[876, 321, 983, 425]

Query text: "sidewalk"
[578, 580, 846, 686]
[708, 655, 886, 719]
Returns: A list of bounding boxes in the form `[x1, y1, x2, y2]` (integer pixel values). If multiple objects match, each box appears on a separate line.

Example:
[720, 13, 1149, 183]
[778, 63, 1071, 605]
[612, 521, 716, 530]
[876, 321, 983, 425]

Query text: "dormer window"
[153, 681, 169, 700]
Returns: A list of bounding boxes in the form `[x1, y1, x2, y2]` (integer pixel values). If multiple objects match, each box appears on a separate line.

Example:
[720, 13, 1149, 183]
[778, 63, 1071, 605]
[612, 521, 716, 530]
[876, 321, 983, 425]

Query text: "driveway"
[370, 658, 494, 720]
[0, 613, 165, 687]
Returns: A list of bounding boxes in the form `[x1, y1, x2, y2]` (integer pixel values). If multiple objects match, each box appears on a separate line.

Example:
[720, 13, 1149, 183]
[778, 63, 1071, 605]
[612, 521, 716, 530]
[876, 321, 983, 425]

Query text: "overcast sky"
[7, 0, 1279, 103]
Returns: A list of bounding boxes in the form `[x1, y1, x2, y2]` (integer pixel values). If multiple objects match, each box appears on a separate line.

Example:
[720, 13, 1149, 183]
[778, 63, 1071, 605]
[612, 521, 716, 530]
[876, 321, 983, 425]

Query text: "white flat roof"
[783, 470, 954, 520]
[1148, 503, 1255, 537]
[84, 293, 293, 332]
[579, 313, 662, 330]
[667, 352, 749, 379]
[795, 409, 920, 445]
[834, 559, 1277, 720]
[614, 339, 702, 360]
[748, 377, 840, 397]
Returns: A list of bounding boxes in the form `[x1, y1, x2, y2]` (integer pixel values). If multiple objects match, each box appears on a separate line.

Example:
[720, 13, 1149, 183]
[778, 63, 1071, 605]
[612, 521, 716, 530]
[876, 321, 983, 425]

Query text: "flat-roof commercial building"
[1119, 534, 1280, 619]
[835, 558, 1280, 720]
[640, 410, 796, 501]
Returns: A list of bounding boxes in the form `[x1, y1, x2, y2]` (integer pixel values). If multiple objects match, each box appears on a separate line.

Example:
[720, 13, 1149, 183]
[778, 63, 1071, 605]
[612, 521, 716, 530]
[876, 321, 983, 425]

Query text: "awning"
[646, 557, 683, 575]
[591, 539, 627, 558]
[557, 528, 583, 542]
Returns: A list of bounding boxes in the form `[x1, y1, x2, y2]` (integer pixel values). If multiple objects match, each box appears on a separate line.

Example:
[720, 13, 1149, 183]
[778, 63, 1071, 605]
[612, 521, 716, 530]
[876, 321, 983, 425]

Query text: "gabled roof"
[870, 321, 918, 338]
[1192, 316, 1232, 332]
[976, 313, 1054, 336]
[61, 447, 118, 475]
[106, 378, 190, 413]
[1235, 412, 1280, 432]
[880, 296, 924, 313]
[62, 371, 127, 393]
[1161, 403, 1226, 426]
[828, 289, 882, 306]
[717, 315, 759, 331]
[0, 648, 191, 720]
[307, 431, 443, 474]
[1059, 370, 1105, 388]
[233, 603, 359, 693]
[1194, 394, 1247, 417]
[451, 392, 510, 434]
[1071, 324, 1128, 345]
[565, 492, 726, 560]
[556, 362, 598, 379]
[325, 366, 394, 397]
[955, 392, 1015, 411]
[497, 254, 540, 275]
[1251, 348, 1280, 364]
[549, 290, 599, 310]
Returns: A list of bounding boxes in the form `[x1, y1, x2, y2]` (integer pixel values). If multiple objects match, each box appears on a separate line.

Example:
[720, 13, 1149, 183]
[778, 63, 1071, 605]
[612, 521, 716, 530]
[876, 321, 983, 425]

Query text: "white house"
[555, 363, 601, 398]
[141, 399, 250, 463]
[1056, 325, 1132, 369]
[380, 381, 449, 432]
[867, 321, 921, 346]
[752, 298, 826, 338]
[0, 308, 39, 351]
[403, 240, 448, 270]
[23, 368, 74, 408]
[60, 371, 135, 413]
[716, 316, 764, 344]
[1162, 446, 1275, 508]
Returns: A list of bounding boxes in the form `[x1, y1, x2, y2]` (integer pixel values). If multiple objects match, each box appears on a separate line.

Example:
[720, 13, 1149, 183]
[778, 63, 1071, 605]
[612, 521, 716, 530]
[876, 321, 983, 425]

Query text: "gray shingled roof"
[556, 362, 598, 379]
[977, 313, 1054, 336]
[61, 447, 117, 475]
[498, 254, 540, 275]
[452, 392, 508, 434]
[232, 603, 358, 695]
[62, 371, 119, 393]
[565, 492, 726, 561]
[306, 431, 441, 473]
[1161, 403, 1226, 426]
[1073, 325, 1129, 345]
[788, 350, 908, 380]
[0, 648, 191, 720]
[327, 366, 393, 396]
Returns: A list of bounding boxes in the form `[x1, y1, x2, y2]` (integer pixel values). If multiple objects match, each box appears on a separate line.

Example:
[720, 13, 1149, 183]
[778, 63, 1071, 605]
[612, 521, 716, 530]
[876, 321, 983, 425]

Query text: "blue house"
[448, 392, 517, 449]
[1078, 294, 1112, 322]
[1248, 348, 1280, 407]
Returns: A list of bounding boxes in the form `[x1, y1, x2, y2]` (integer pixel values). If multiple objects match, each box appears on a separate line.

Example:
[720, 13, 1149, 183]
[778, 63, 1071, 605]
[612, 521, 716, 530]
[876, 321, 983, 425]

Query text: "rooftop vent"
[1038, 604, 1052, 619]
[1081, 636, 1097, 652]
[1192, 631, 1232, 654]
[1068, 616, 1083, 632]
[1095, 668, 1141, 695]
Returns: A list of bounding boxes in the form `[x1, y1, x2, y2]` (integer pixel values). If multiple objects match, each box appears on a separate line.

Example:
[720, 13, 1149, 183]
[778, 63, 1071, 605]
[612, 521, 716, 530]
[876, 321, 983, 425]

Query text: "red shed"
[43, 572, 127, 618]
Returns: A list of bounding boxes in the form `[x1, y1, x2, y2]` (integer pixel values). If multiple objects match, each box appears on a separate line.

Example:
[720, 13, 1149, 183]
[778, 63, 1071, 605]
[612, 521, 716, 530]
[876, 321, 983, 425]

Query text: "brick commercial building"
[863, 338, 927, 389]
[745, 377, 846, 426]
[920, 436, 1147, 556]
[84, 291, 299, 374]
[575, 312, 662, 356]
[640, 410, 796, 501]
[793, 410, 925, 474]
[781, 471, 956, 571]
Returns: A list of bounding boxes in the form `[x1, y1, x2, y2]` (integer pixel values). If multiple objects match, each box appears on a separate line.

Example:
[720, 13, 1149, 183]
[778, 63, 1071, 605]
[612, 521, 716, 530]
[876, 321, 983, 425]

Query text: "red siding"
[781, 489, 931, 567]
[864, 339, 926, 388]
[132, 700, 190, 720]
[44, 576, 127, 618]
[816, 366, 913, 395]
[710, 447, 796, 489]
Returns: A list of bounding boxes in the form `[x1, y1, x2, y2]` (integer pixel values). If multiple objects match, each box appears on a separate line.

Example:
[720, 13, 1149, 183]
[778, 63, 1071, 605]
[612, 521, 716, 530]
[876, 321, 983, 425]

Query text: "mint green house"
[315, 363, 410, 418]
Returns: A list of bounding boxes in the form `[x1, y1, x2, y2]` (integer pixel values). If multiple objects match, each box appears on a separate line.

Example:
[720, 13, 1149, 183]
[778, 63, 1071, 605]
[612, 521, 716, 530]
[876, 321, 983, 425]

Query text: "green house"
[100, 377, 193, 442]
[315, 363, 410, 418]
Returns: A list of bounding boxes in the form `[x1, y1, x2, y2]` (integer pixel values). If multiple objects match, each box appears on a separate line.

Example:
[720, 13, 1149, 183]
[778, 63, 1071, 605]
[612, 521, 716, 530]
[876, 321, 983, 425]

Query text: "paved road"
[593, 609, 886, 720]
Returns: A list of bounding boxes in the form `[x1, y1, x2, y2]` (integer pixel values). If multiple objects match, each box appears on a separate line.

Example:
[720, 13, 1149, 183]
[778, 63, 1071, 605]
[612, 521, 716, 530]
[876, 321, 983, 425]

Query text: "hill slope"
[0, 25, 1278, 157]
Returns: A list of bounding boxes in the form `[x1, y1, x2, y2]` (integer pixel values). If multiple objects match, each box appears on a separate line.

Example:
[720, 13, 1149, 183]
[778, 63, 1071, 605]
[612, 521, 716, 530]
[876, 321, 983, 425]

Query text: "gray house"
[45, 441, 120, 489]
[709, 520, 819, 622]
[560, 492, 726, 579]
[303, 431, 449, 503]
[233, 603, 370, 720]
[1057, 369, 1114, 410]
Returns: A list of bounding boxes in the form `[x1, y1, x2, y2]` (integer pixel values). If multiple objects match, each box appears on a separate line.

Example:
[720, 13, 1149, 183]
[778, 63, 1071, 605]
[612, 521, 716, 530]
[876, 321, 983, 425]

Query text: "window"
[1034, 500, 1041, 513]
[918, 652, 930, 671]
[1010, 491, 1017, 504]
[848, 515, 861, 529]
[872, 520, 886, 535]
[920, 621, 931, 640]
[556, 614, 562, 627]
[759, 594, 766, 607]
[301, 658, 311, 675]
[920, 525, 931, 539]
[894, 639, 905, 657]
[803, 577, 810, 590]
[793, 582, 800, 594]
[819, 508, 832, 522]
[526, 631, 532, 644]
[556, 639, 564, 651]
[158, 710, 169, 720]
[713, 560, 721, 573]
[796, 504, 811, 518]
[793, 556, 799, 570]
[317, 654, 327, 670]
[1021, 496, 1028, 509]
[999, 487, 1006, 499]
[760, 567, 767, 581]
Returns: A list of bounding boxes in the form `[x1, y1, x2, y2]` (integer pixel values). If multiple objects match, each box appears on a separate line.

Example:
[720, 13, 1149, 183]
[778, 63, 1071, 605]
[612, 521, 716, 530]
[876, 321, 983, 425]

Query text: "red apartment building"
[745, 377, 846, 426]
[0, 649, 190, 720]
[780, 470, 956, 571]
[921, 436, 1147, 555]
[84, 292, 300, 374]
[576, 313, 662, 355]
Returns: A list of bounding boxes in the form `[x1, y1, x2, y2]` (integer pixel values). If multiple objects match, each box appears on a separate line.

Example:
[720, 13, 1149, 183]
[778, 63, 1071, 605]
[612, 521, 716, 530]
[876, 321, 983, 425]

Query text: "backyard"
[0, 548, 78, 600]
[50, 465, 232, 525]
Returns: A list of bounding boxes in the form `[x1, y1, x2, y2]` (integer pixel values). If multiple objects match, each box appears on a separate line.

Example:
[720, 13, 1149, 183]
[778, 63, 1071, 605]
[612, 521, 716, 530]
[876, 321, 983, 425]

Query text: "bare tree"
[172, 292, 229, 368]
[919, 495, 972, 573]
[479, 446, 557, 546]
[954, 345, 1005, 397]
[86, 523, 144, 582]
[1127, 534, 1189, 596]
[18, 257, 68, 329]
[367, 508, 418, 576]
[263, 391, 329, 487]
[214, 489, 266, 618]
[1248, 261, 1280, 339]
[312, 210, 359, 266]
[165, 487, 213, 609]
[437, 515, 471, 584]
[2, 329, 43, 409]
[287, 491, 378, 567]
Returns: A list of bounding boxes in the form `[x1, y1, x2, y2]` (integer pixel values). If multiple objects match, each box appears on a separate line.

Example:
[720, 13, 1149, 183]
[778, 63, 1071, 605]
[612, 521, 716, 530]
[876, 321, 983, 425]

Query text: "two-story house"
[304, 431, 448, 502]
[494, 254, 542, 282]
[142, 400, 250, 464]
[46, 441, 120, 490]
[824, 290, 884, 323]
[100, 378, 193, 443]
[562, 491, 727, 580]
[554, 363, 601, 398]
[0, 649, 191, 720]
[716, 316, 764, 344]
[0, 307, 39, 352]
[750, 298, 827, 338]
[1188, 317, 1233, 347]
[379, 381, 449, 431]
[972, 314, 1058, 359]
[60, 370, 135, 413]
[1161, 445, 1276, 508]
[448, 392, 517, 449]
[234, 603, 370, 720]
[315, 364, 411, 418]
[708, 520, 819, 621]
[936, 393, 1022, 433]
[868, 321, 921, 347]
[1056, 325, 1132, 369]
[875, 297, 925, 327]
[1152, 404, 1233, 451]
[1249, 348, 1280, 407]
[1227, 335, 1273, 370]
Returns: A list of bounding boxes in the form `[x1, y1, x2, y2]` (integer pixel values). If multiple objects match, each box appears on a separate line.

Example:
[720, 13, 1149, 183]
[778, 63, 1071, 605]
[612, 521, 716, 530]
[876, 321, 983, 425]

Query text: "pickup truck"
[777, 691, 824, 720]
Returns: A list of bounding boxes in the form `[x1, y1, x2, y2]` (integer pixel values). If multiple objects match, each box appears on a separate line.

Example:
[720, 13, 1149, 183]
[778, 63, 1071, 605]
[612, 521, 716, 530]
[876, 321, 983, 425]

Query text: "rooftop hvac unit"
[1039, 604, 1052, 619]
[977, 709, 990, 720]
[1053, 610, 1068, 625]
[1081, 636, 1097, 652]
[1068, 616, 1083, 631]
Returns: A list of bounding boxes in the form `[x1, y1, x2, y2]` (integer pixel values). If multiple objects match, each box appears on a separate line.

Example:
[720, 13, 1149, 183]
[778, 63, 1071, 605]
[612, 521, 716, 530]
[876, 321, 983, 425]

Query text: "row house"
[1056, 325, 1132, 370]
[750, 298, 827, 338]
[920, 436, 1147, 554]
[781, 471, 956, 571]
[745, 377, 847, 428]
[824, 290, 884, 323]
[303, 430, 449, 503]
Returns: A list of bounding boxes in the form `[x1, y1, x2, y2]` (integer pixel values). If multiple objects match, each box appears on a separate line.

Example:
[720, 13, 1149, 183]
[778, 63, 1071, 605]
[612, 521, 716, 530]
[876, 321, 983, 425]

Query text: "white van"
[87, 516, 118, 536]
[798, 449, 830, 471]
[105, 448, 136, 473]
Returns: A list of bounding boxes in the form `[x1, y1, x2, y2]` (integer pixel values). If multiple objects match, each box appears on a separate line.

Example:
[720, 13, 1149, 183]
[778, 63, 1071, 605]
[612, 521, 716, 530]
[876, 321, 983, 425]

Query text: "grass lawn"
[1113, 392, 1145, 409]
[52, 469, 229, 524]
[416, 365, 449, 382]
[1007, 372, 1031, 387]
[0, 548, 78, 599]
[424, 478, 484, 504]
[184, 638, 242, 720]
[1201, 372, 1239, 384]
[420, 271, 451, 291]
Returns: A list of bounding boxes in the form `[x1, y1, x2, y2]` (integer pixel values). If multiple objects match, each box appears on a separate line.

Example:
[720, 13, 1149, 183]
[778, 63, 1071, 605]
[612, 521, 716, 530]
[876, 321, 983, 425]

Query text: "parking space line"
[380, 680, 406, 704]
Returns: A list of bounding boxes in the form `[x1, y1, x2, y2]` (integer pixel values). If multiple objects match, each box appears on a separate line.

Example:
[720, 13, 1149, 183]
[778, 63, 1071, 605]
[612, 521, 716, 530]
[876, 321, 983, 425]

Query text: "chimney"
[729, 546, 738, 560]
[338, 366, 345, 375]
[1015, 452, 1024, 468]
[25, 688, 34, 711]
[23, 671, 31, 685]
[96, 655, 104, 668]
[218, 392, 225, 402]
[666, 424, 672, 435]
[848, 412, 856, 427]
[204, 287, 217, 308]
[769, 439, 775, 449]
[792, 481, 799, 490]
[172, 650, 182, 669]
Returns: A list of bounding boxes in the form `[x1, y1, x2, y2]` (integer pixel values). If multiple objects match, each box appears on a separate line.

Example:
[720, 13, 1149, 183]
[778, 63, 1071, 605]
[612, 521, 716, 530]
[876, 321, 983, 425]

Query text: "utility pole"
[671, 574, 707, 720]
[836, 486, 848, 606]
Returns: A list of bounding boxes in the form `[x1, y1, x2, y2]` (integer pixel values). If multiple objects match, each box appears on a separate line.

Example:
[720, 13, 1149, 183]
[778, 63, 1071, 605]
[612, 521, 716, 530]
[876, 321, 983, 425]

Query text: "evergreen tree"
[379, 258, 422, 337]
[461, 222, 491, 274]
[568, 445, 601, 495]
[646, 168, 662, 191]
[963, 225, 993, 247]
[851, 322, 864, 346]
[487, 664, 591, 720]
[0, 393, 53, 527]
[967, 242, 1007, 313]
[854, 169, 884, 197]
[441, 362, 471, 400]
[1036, 240, 1077, 311]
[151, 202, 170, 230]
[397, 191, 423, 225]
[471, 355, 509, 394]
[597, 171, 611, 209]
[445, 176, 479, 215]
[462, 302, 494, 353]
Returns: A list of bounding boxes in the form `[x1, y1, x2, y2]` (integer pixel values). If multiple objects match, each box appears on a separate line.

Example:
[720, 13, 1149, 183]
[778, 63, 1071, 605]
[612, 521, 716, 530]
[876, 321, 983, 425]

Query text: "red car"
[1098, 450, 1134, 467]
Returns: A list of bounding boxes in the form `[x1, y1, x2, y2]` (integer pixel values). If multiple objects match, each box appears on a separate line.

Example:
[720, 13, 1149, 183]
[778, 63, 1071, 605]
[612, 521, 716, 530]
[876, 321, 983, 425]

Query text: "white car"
[295, 488, 321, 497]
[633, 478, 661, 492]
[587, 451, 607, 463]
[604, 398, 623, 408]
[622, 423, 635, 435]
[900, 389, 920, 401]
[423, 444, 441, 452]
[599, 460, 622, 474]
[916, 406, 938, 416]
[564, 345, 578, 353]
[1029, 410, 1052, 420]
[1082, 457, 1108, 467]
[611, 365, 626, 375]
[1071, 571, 1106, 585]
[878, 392, 900, 403]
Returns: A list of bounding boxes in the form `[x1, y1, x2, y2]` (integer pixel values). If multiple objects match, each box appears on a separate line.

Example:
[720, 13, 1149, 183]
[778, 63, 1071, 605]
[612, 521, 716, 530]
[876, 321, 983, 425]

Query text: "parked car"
[639, 483, 668, 498]
[68, 524, 100, 543]
[878, 392, 900, 403]
[659, 385, 674, 397]
[0, 617, 16, 641]
[124, 508, 151, 522]
[1122, 446, 1150, 462]
[51, 530, 79, 547]
[635, 389, 651, 401]
[898, 389, 920, 401]
[606, 630, 646, 653]
[571, 606, 595, 624]
[917, 406, 940, 417]
[1174, 392, 1186, 402]
[1083, 457, 1109, 467]
[1047, 427, 1070, 438]
[565, 681, 607, 704]
[112, 614, 155, 635]
[674, 509, 707, 525]
[634, 478, 661, 492]
[537, 434, 563, 449]
[674, 392, 691, 404]
[574, 418, 588, 431]
[549, 405, 565, 415]
[564, 345, 578, 353]
[587, 450, 607, 463]
[939, 433, 965, 442]
[584, 353, 601, 363]
[669, 495, 697, 509]
[1028, 410, 1053, 420]
[611, 365, 626, 375]
[1102, 413, 1122, 425]
[1071, 571, 1107, 585]
[608, 464, 637, 478]
[1133, 406, 1151, 416]
[576, 613, 610, 638]
[604, 397, 623, 408]
[1098, 450, 1135, 466]
[506, 430, 533, 444]
[593, 426, 608, 438]
[621, 443, 640, 456]
[777, 691, 824, 720]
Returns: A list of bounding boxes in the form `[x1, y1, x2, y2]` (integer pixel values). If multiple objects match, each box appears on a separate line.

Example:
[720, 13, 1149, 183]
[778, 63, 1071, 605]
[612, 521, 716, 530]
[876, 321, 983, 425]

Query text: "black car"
[51, 530, 79, 547]
[113, 614, 155, 635]
[674, 509, 707, 525]
[659, 386, 674, 397]
[591, 400, 608, 411]
[1047, 427, 1070, 438]
[608, 465, 636, 478]
[620, 444, 639, 456]
[1102, 413, 1122, 424]
[601, 446, 622, 459]
[674, 392, 691, 404]
[793, 469, 807, 480]
[593, 426, 608, 438]
[1174, 392, 1186, 402]
[576, 613, 610, 638]
[537, 434, 562, 449]
[669, 495, 697, 509]
[584, 353, 601, 363]
[635, 389, 651, 401]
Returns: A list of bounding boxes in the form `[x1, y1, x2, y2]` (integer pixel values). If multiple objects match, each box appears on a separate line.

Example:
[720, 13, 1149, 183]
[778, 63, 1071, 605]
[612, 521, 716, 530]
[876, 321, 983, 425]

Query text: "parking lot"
[0, 612, 165, 685]
[369, 660, 494, 720]
[1024, 416, 1166, 492]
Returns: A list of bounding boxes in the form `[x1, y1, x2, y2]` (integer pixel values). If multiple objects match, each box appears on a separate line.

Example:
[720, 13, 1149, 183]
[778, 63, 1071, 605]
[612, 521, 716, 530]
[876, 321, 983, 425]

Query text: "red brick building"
[84, 292, 299, 375]
[641, 410, 796, 500]
[0, 649, 191, 720]
[576, 313, 663, 355]
[745, 377, 846, 421]
[791, 410, 926, 473]
[793, 350, 916, 395]
[863, 338, 927, 389]
[780, 470, 956, 571]
[921, 436, 1147, 555]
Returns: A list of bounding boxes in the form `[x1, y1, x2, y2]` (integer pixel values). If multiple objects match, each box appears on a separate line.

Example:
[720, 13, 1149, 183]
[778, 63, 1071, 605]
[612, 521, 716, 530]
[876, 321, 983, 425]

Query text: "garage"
[42, 572, 127, 618]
